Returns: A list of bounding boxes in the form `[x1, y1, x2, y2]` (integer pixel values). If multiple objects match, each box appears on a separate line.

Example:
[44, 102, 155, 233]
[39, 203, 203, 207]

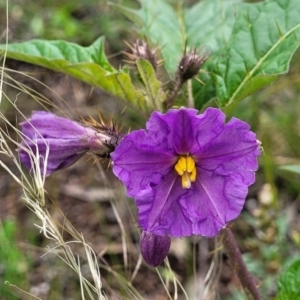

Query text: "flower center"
[174, 155, 197, 189]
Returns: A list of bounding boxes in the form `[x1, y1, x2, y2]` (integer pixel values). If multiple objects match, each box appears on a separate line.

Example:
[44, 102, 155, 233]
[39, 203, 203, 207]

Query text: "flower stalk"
[164, 48, 209, 110]
[222, 227, 262, 300]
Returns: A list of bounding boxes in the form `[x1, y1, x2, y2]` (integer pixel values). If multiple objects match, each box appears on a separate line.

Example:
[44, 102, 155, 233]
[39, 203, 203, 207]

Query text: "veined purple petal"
[136, 170, 193, 237]
[179, 168, 248, 237]
[136, 168, 247, 237]
[147, 109, 198, 154]
[20, 138, 87, 175]
[19, 111, 94, 175]
[146, 108, 226, 155]
[195, 117, 260, 185]
[189, 107, 226, 154]
[111, 129, 177, 197]
[21, 111, 90, 139]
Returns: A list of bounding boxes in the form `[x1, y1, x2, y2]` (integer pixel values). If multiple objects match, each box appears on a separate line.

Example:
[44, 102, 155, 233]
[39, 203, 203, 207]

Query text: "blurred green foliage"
[0, 220, 30, 299]
[1, 0, 300, 299]
[1, 0, 139, 49]
[275, 258, 300, 300]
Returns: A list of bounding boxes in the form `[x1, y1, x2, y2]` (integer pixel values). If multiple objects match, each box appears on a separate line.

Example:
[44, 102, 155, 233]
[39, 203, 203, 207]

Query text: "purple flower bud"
[19, 111, 119, 175]
[140, 231, 171, 267]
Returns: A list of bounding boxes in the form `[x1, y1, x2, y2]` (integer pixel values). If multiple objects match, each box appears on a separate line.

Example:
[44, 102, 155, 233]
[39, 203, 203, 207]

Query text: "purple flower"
[19, 111, 114, 175]
[111, 108, 260, 238]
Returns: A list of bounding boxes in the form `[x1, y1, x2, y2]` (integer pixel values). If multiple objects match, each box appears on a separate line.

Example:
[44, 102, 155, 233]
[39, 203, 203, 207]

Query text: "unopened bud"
[124, 40, 158, 71]
[177, 49, 209, 82]
[140, 231, 171, 267]
[82, 114, 121, 158]
[87, 133, 118, 157]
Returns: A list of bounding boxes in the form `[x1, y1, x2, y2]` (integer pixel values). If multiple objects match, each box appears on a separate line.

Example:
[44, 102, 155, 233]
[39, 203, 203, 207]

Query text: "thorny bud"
[176, 48, 209, 83]
[164, 48, 209, 109]
[82, 114, 122, 158]
[140, 231, 171, 267]
[87, 134, 118, 157]
[124, 39, 159, 71]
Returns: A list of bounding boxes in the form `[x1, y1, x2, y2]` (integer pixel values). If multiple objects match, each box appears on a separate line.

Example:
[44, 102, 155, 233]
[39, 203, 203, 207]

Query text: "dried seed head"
[124, 39, 159, 71]
[176, 48, 209, 82]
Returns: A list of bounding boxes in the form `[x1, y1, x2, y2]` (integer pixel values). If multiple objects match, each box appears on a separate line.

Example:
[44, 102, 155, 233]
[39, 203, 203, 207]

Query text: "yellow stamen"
[186, 156, 195, 173]
[177, 156, 187, 172]
[174, 155, 197, 189]
[174, 163, 184, 175]
[189, 167, 197, 182]
[182, 172, 191, 189]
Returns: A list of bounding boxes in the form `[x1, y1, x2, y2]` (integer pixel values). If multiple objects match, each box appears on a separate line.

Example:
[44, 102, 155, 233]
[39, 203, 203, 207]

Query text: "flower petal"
[111, 130, 176, 197]
[196, 117, 260, 185]
[188, 107, 226, 154]
[148, 109, 197, 154]
[179, 168, 248, 237]
[137, 167, 248, 237]
[146, 108, 225, 155]
[136, 171, 193, 237]
[21, 111, 90, 139]
[19, 111, 92, 175]
[20, 138, 87, 175]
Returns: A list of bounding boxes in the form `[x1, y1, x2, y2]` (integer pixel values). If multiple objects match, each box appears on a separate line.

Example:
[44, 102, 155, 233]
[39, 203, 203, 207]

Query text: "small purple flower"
[111, 108, 260, 239]
[19, 111, 114, 175]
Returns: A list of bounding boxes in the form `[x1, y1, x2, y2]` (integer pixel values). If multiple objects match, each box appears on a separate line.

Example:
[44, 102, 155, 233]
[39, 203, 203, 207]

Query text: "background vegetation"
[0, 0, 300, 299]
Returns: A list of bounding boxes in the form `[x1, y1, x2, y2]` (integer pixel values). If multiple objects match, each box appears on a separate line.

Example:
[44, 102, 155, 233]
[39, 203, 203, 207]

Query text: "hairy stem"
[222, 227, 262, 300]
[164, 81, 183, 110]
[187, 79, 194, 108]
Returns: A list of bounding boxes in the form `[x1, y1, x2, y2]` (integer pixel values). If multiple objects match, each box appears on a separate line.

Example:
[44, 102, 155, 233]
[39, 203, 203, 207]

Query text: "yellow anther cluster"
[174, 156, 197, 189]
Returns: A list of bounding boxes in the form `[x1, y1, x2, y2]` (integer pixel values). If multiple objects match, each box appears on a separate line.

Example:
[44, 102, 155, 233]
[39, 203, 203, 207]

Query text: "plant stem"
[164, 81, 183, 110]
[187, 79, 194, 108]
[222, 227, 262, 300]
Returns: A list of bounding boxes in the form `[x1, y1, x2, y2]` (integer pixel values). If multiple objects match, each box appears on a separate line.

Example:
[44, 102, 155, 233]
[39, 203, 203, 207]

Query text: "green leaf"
[119, 0, 241, 109]
[125, 0, 300, 110]
[184, 0, 241, 51]
[214, 0, 300, 108]
[0, 37, 147, 113]
[1, 36, 113, 70]
[186, 0, 242, 109]
[120, 0, 184, 75]
[279, 165, 300, 175]
[135, 58, 166, 111]
[275, 259, 300, 300]
[123, 0, 240, 74]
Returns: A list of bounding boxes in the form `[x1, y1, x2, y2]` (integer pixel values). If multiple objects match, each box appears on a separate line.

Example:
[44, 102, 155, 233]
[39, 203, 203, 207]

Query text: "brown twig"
[222, 227, 262, 300]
